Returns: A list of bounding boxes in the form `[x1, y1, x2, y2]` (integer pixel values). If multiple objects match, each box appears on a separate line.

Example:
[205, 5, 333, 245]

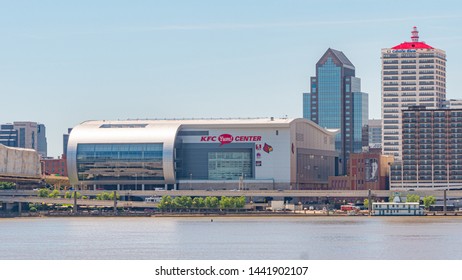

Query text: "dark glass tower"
[303, 48, 368, 175]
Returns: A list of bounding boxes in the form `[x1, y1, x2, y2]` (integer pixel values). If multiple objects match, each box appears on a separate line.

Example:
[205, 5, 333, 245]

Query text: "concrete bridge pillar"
[113, 191, 118, 214]
[368, 189, 372, 216]
[73, 190, 77, 214]
[444, 189, 447, 215]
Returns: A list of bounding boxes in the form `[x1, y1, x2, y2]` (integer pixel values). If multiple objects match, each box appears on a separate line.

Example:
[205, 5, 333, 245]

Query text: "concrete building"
[303, 48, 368, 175]
[329, 152, 394, 191]
[443, 99, 462, 109]
[13, 122, 38, 151]
[0, 144, 41, 178]
[391, 106, 462, 190]
[381, 27, 446, 159]
[367, 119, 382, 149]
[0, 122, 48, 158]
[67, 118, 339, 191]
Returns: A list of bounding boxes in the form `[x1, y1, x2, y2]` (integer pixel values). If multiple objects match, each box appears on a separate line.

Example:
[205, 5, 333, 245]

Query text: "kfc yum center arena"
[67, 118, 338, 190]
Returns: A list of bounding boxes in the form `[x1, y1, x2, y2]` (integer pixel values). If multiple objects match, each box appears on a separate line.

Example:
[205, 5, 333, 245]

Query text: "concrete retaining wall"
[0, 144, 41, 177]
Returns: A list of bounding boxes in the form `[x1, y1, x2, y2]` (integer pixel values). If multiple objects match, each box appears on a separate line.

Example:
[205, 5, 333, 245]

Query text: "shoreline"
[1, 210, 461, 218]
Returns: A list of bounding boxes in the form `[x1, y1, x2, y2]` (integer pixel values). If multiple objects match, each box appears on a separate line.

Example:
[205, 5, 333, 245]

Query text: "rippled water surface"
[1, 216, 461, 259]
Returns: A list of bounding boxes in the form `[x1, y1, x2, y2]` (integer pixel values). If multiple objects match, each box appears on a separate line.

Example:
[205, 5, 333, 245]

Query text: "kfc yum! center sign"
[200, 134, 262, 146]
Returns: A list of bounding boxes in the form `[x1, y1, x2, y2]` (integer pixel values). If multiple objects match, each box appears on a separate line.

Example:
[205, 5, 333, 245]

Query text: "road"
[1, 189, 461, 208]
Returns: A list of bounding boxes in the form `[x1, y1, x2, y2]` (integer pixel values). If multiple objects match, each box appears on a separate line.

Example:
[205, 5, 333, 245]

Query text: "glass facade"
[353, 92, 368, 152]
[76, 143, 163, 181]
[306, 49, 368, 174]
[175, 143, 254, 180]
[208, 151, 252, 180]
[317, 57, 342, 149]
[303, 93, 311, 119]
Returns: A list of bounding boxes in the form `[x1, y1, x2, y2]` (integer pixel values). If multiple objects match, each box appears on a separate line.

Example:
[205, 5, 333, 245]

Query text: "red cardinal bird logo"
[263, 143, 273, 153]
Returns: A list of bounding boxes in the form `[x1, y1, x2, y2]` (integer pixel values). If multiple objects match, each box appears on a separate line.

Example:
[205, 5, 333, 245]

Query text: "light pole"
[135, 173, 137, 191]
[189, 173, 192, 190]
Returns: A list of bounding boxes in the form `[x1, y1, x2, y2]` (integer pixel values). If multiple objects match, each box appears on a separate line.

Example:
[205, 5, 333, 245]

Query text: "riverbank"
[2, 210, 461, 218]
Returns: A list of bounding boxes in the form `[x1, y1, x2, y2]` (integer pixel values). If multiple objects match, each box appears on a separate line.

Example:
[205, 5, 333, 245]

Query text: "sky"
[1, 0, 462, 157]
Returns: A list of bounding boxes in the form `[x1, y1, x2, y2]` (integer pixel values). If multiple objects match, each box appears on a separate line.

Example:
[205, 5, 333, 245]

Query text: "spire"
[411, 26, 419, 42]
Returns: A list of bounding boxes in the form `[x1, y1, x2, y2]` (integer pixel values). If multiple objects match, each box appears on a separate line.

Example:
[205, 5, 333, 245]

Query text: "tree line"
[158, 195, 246, 211]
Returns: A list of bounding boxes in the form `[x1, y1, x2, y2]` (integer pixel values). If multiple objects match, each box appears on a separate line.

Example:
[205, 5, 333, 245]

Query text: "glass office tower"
[303, 48, 368, 174]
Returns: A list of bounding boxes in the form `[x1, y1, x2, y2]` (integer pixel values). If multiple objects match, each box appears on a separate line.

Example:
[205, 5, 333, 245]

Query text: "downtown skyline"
[1, 0, 462, 157]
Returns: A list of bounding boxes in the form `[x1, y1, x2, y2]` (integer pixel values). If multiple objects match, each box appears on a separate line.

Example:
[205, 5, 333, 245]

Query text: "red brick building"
[329, 152, 393, 191]
[41, 154, 68, 176]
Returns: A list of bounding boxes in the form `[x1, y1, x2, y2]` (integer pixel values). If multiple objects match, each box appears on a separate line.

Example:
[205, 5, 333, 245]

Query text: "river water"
[1, 216, 461, 260]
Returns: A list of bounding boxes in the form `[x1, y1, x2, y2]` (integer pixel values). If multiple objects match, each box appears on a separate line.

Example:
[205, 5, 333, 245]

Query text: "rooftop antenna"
[411, 26, 419, 42]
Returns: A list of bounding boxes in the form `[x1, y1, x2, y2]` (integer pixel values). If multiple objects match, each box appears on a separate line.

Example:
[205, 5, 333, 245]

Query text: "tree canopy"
[423, 196, 436, 209]
[406, 194, 420, 203]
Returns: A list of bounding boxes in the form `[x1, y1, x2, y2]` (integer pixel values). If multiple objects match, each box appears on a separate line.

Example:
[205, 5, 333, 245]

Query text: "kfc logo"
[218, 134, 233, 146]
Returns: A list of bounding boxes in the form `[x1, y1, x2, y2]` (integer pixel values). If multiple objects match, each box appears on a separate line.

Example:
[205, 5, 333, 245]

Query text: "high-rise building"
[1, 121, 47, 157]
[0, 124, 18, 147]
[63, 128, 72, 157]
[381, 27, 446, 159]
[303, 48, 368, 174]
[13, 121, 38, 151]
[367, 119, 382, 149]
[391, 106, 462, 190]
[37, 124, 47, 157]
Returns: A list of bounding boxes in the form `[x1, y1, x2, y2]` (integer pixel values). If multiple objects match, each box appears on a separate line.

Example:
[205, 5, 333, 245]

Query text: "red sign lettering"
[199, 134, 262, 145]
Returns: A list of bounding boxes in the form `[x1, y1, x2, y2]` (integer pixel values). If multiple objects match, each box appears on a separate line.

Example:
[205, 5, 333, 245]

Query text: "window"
[208, 152, 252, 180]
[76, 143, 164, 181]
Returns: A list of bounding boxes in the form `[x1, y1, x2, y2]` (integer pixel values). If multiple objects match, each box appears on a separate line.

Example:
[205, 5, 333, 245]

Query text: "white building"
[372, 195, 424, 216]
[372, 201, 423, 216]
[381, 27, 446, 159]
[67, 118, 339, 191]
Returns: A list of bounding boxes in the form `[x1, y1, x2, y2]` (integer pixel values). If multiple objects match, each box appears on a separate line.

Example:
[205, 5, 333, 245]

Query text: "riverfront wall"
[0, 144, 41, 177]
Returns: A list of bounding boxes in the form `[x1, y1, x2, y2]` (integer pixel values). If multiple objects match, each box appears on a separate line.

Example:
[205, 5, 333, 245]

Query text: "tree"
[406, 194, 420, 203]
[192, 197, 205, 209]
[173, 196, 192, 210]
[96, 192, 113, 200]
[233, 196, 246, 209]
[363, 198, 369, 210]
[205, 197, 219, 209]
[38, 188, 50, 198]
[108, 192, 120, 201]
[158, 195, 173, 211]
[49, 189, 60, 198]
[423, 196, 436, 209]
[65, 191, 82, 199]
[219, 196, 233, 209]
[0, 182, 16, 190]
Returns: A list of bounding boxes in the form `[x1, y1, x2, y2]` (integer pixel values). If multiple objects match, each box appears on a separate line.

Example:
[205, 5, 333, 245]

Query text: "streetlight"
[135, 173, 137, 191]
[189, 173, 192, 190]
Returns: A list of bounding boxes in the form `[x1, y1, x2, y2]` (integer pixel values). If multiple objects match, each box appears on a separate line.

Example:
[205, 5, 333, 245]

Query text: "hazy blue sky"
[1, 0, 462, 157]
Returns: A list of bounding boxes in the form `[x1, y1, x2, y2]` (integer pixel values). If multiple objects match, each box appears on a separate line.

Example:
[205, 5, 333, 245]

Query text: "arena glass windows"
[76, 143, 164, 181]
[208, 151, 252, 180]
